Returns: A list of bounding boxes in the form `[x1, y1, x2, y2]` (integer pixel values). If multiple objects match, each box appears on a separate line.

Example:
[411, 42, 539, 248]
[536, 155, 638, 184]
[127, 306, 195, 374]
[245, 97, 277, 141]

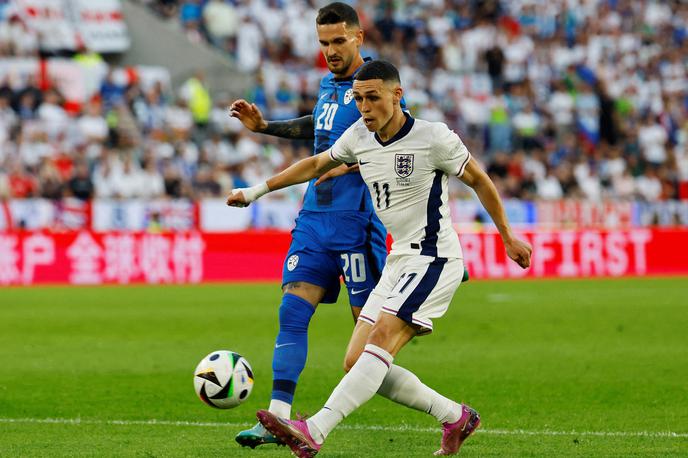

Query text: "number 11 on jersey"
[372, 182, 390, 209]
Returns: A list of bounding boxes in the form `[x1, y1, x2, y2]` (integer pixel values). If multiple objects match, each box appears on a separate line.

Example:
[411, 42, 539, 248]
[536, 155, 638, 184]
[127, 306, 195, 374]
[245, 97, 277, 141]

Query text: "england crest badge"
[395, 154, 414, 178]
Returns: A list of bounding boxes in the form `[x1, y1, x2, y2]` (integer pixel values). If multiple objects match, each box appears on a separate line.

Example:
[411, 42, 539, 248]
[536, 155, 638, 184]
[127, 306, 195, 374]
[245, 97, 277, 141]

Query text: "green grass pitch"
[1, 278, 687, 457]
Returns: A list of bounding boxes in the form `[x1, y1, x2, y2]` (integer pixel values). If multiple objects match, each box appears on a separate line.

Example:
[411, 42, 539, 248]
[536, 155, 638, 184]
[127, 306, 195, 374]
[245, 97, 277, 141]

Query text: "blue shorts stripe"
[396, 257, 448, 324]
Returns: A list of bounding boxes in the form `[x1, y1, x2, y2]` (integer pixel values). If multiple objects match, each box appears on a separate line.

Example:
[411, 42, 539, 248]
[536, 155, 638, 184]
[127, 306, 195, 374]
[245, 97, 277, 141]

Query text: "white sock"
[268, 399, 291, 419]
[378, 364, 460, 424]
[307, 344, 393, 443]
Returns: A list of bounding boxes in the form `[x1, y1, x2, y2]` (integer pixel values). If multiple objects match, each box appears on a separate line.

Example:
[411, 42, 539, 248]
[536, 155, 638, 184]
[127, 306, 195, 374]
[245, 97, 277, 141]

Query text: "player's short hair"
[316, 2, 360, 28]
[354, 60, 400, 84]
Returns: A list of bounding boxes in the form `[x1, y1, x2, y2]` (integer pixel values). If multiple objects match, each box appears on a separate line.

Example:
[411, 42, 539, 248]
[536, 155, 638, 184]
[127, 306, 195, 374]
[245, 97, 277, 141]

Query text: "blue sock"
[271, 294, 315, 405]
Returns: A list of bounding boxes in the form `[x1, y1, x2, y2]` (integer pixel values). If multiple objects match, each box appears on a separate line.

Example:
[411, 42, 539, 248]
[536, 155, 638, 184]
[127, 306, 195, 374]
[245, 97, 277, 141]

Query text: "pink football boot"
[256, 409, 322, 458]
[434, 404, 481, 455]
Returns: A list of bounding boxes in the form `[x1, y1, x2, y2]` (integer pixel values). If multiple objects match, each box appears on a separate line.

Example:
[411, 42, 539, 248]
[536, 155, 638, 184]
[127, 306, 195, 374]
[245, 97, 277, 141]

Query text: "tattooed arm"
[262, 116, 315, 139]
[229, 99, 315, 139]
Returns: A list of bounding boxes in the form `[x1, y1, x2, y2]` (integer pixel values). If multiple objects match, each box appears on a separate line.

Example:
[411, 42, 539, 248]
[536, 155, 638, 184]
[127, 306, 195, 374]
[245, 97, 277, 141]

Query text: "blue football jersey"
[302, 60, 407, 212]
[302, 69, 366, 212]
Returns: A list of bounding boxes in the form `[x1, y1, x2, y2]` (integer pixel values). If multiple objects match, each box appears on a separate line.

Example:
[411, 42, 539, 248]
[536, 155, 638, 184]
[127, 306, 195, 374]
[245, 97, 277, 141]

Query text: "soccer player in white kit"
[227, 60, 532, 457]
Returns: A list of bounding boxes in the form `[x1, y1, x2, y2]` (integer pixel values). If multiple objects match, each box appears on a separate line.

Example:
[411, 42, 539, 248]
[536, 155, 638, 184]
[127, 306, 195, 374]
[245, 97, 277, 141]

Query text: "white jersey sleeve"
[429, 123, 472, 177]
[328, 121, 360, 163]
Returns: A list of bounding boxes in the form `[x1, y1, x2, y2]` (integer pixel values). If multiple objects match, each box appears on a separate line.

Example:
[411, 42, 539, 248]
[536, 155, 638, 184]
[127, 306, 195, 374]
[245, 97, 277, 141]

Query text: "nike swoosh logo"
[351, 288, 369, 295]
[359, 161, 370, 166]
[275, 343, 296, 349]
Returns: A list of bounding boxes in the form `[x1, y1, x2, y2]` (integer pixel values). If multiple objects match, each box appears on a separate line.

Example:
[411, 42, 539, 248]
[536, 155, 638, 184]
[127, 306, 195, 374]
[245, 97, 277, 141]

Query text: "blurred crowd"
[1, 0, 688, 202]
[0, 68, 309, 201]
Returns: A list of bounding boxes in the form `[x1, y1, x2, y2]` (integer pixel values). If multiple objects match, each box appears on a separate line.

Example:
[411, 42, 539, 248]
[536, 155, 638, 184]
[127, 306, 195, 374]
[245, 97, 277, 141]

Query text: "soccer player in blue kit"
[229, 3, 394, 448]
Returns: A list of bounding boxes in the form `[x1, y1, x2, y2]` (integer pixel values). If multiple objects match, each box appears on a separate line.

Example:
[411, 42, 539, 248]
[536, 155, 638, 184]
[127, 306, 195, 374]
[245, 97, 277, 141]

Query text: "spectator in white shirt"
[599, 147, 627, 180]
[236, 131, 261, 162]
[77, 102, 108, 145]
[18, 127, 54, 168]
[547, 80, 575, 138]
[236, 14, 264, 73]
[635, 168, 662, 202]
[37, 89, 69, 141]
[93, 159, 119, 198]
[612, 167, 636, 200]
[202, 130, 240, 166]
[255, 0, 285, 42]
[638, 114, 668, 165]
[574, 158, 602, 202]
[165, 99, 194, 135]
[113, 155, 144, 198]
[139, 158, 165, 198]
[537, 166, 564, 200]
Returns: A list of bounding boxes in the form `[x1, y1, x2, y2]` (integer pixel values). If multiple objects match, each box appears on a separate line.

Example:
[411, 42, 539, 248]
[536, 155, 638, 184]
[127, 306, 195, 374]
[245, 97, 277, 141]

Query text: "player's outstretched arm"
[314, 163, 359, 186]
[459, 158, 532, 268]
[226, 151, 341, 207]
[262, 116, 315, 139]
[228, 99, 314, 139]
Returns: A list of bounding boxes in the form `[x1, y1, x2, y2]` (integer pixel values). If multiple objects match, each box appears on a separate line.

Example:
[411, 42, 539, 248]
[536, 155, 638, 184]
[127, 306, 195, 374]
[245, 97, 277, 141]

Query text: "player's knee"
[368, 323, 393, 348]
[282, 282, 324, 306]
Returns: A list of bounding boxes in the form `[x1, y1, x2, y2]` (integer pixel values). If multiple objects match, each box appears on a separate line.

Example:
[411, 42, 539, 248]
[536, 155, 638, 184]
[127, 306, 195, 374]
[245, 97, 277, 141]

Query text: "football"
[193, 350, 254, 409]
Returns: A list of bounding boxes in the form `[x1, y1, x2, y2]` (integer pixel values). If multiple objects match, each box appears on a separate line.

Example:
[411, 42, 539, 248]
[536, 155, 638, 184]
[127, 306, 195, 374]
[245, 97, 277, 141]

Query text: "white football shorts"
[358, 253, 464, 335]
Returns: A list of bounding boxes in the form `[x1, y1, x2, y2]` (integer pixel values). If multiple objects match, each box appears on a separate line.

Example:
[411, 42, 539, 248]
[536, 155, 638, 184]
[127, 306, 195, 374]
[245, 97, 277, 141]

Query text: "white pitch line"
[0, 417, 686, 439]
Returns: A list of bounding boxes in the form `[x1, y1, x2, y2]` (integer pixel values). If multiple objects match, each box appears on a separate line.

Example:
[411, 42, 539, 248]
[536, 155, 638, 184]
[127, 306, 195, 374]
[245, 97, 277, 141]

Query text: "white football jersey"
[329, 114, 471, 259]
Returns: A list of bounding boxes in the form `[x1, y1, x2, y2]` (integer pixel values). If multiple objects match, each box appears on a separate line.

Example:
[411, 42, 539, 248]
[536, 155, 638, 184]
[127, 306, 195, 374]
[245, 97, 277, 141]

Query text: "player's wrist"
[257, 120, 269, 133]
[241, 182, 270, 203]
[499, 226, 516, 244]
[502, 235, 518, 247]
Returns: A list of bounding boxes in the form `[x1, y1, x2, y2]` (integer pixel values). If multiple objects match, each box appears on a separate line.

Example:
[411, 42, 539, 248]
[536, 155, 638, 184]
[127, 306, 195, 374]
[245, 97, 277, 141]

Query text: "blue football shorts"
[282, 210, 387, 307]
